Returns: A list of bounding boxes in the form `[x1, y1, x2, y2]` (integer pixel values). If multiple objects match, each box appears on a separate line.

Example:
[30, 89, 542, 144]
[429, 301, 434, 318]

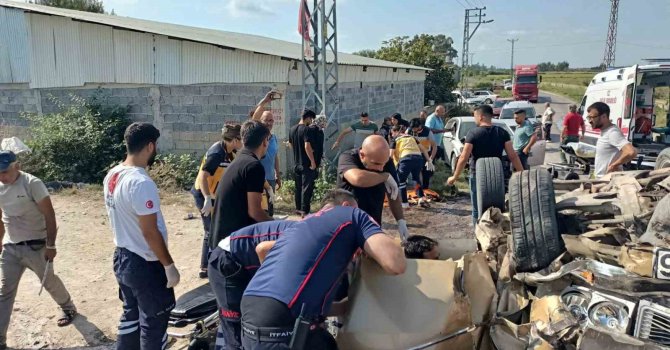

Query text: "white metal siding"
[12, 9, 424, 88]
[27, 14, 58, 88]
[80, 22, 114, 83]
[52, 16, 83, 87]
[0, 7, 29, 83]
[154, 35, 181, 85]
[113, 29, 153, 84]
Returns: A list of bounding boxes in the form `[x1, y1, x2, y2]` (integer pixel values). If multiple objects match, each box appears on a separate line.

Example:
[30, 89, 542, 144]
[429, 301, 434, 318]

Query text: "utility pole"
[507, 38, 518, 82]
[461, 6, 493, 89]
[301, 0, 340, 131]
[602, 0, 619, 70]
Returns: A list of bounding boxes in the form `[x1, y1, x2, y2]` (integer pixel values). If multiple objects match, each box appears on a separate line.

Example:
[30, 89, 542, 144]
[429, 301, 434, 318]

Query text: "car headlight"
[560, 286, 635, 334]
[589, 301, 630, 332]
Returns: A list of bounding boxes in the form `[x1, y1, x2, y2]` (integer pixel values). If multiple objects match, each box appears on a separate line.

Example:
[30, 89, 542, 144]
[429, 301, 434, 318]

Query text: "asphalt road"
[532, 90, 578, 166]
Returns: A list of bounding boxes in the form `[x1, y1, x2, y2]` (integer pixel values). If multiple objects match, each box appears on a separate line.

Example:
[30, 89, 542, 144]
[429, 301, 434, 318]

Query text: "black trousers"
[294, 165, 317, 214]
[208, 247, 252, 350]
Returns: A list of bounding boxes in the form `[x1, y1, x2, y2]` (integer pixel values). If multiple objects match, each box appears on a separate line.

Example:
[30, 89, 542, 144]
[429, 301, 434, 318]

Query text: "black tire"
[475, 157, 505, 218]
[188, 338, 210, 350]
[484, 98, 493, 104]
[655, 148, 670, 170]
[509, 169, 563, 272]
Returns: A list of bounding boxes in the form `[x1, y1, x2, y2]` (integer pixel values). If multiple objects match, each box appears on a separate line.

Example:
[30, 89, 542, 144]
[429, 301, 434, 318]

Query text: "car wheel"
[655, 148, 670, 170]
[484, 98, 493, 104]
[475, 157, 505, 218]
[188, 338, 210, 350]
[510, 169, 563, 272]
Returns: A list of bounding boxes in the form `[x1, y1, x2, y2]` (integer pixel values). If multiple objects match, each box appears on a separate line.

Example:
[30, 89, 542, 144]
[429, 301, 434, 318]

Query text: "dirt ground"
[4, 188, 474, 350]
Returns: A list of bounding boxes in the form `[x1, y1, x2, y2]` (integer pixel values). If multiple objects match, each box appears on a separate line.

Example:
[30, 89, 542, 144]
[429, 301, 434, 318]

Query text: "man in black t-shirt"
[311, 115, 327, 168]
[337, 135, 410, 240]
[289, 109, 317, 215]
[447, 105, 523, 225]
[209, 120, 273, 248]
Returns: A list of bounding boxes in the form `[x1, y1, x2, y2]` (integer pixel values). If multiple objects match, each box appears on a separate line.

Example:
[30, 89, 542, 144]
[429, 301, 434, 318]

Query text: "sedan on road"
[443, 116, 546, 173]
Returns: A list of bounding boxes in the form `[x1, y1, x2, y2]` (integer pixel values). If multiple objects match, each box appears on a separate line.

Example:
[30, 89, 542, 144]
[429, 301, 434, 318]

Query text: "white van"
[579, 64, 670, 167]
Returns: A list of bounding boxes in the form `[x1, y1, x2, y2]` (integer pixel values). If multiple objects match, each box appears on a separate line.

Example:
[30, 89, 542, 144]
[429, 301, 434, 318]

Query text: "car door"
[443, 119, 458, 164]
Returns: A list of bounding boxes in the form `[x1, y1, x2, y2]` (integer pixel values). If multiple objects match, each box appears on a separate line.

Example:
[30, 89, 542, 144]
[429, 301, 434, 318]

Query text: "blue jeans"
[469, 175, 477, 226]
[113, 248, 175, 350]
[398, 155, 425, 204]
[517, 151, 529, 170]
[191, 188, 211, 270]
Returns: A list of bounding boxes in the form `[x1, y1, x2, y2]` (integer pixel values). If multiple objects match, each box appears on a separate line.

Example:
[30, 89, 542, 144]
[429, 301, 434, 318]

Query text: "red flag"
[298, 0, 311, 41]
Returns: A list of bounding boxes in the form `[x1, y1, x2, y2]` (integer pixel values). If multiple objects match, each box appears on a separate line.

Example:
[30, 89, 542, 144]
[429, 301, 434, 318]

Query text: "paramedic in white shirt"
[103, 122, 180, 350]
[587, 102, 638, 177]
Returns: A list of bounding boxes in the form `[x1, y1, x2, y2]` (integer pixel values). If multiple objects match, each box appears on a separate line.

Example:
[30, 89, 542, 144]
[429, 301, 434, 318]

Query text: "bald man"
[425, 105, 449, 163]
[337, 135, 410, 240]
[252, 91, 282, 215]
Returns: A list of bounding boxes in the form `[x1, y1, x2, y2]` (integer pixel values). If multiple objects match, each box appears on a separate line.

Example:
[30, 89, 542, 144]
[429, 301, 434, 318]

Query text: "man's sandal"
[57, 310, 77, 327]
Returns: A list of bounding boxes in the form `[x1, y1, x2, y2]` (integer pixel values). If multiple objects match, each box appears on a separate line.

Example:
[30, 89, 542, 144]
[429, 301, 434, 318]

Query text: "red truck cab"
[513, 64, 539, 103]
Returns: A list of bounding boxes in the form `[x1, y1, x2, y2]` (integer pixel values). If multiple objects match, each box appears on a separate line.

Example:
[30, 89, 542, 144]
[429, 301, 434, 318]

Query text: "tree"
[362, 34, 459, 104]
[352, 49, 378, 58]
[31, 0, 105, 13]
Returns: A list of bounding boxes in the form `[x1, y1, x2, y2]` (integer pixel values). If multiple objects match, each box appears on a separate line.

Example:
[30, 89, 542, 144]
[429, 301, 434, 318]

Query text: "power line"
[619, 41, 670, 50]
[470, 40, 603, 53]
[454, 0, 467, 8]
[463, 0, 475, 7]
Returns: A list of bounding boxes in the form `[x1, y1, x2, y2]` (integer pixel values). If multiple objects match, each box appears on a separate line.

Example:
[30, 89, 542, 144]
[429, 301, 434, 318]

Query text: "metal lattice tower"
[460, 7, 492, 89]
[602, 0, 619, 69]
[301, 0, 339, 131]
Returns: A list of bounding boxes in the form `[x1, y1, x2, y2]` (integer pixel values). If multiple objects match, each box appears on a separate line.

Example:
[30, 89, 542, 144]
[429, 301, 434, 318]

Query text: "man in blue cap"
[0, 151, 77, 350]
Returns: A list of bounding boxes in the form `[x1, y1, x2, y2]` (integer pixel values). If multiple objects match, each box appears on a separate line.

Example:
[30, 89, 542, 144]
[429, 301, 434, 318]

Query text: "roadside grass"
[539, 82, 586, 103]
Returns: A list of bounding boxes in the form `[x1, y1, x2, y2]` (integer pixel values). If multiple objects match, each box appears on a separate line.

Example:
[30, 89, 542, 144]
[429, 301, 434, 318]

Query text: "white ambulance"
[579, 63, 670, 168]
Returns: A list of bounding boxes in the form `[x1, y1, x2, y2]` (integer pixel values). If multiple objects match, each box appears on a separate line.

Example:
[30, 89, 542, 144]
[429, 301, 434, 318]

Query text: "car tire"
[655, 148, 670, 170]
[188, 338, 210, 350]
[475, 157, 505, 218]
[484, 98, 493, 104]
[510, 169, 563, 272]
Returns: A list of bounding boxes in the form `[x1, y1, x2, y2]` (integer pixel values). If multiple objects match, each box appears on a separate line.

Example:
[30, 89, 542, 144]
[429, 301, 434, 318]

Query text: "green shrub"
[447, 104, 473, 118]
[149, 153, 200, 191]
[21, 90, 130, 183]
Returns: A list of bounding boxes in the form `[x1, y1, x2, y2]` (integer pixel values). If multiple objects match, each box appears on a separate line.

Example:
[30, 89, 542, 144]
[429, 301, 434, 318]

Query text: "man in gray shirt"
[587, 102, 638, 177]
[0, 151, 76, 350]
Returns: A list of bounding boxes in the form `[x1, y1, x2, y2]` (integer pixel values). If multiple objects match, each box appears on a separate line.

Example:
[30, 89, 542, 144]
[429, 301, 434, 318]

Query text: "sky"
[16, 0, 670, 68]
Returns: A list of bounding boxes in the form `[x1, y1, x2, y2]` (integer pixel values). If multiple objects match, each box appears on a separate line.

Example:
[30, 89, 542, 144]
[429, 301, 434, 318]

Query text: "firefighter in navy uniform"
[208, 220, 296, 350]
[239, 190, 406, 350]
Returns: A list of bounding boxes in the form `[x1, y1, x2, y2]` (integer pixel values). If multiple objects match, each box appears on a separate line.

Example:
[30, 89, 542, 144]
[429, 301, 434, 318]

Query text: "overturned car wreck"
[335, 165, 670, 349]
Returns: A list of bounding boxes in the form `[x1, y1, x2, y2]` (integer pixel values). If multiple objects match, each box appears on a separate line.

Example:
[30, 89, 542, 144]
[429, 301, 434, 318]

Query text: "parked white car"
[467, 90, 498, 105]
[451, 90, 497, 105]
[498, 100, 539, 131]
[443, 116, 546, 172]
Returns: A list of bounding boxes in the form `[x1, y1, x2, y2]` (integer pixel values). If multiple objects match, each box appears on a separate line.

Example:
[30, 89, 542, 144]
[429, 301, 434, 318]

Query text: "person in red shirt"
[561, 104, 586, 163]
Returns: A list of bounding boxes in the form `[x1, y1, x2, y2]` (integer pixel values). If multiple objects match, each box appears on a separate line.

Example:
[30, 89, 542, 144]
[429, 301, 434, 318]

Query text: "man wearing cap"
[0, 151, 77, 350]
[512, 109, 538, 170]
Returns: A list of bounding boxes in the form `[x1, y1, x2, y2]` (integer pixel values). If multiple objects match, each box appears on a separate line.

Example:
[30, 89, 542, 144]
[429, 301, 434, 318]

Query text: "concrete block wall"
[0, 86, 38, 139]
[0, 80, 423, 171]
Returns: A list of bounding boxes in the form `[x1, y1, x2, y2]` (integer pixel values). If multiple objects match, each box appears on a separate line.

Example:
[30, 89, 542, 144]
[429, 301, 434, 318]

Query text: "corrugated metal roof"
[0, 0, 428, 71]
